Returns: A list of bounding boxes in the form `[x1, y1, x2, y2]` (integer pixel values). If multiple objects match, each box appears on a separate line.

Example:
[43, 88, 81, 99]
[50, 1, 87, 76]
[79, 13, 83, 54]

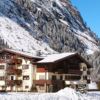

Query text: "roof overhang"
[0, 49, 43, 60]
[33, 53, 93, 68]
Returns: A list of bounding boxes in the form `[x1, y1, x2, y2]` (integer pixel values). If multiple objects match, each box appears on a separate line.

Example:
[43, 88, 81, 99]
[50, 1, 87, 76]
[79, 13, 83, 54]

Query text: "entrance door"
[11, 76, 13, 80]
[11, 86, 13, 92]
[53, 85, 58, 92]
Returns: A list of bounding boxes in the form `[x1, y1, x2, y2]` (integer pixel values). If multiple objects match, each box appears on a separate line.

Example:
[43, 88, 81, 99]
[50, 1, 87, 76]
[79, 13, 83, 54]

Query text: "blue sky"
[71, 0, 100, 38]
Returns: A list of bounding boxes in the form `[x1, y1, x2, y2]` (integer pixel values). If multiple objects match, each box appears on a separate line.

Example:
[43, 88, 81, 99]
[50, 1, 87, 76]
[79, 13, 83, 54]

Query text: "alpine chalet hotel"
[0, 49, 92, 92]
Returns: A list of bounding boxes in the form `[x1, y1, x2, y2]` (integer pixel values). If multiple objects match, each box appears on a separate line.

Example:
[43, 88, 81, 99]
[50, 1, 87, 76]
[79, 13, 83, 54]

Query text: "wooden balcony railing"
[33, 80, 64, 85]
[6, 80, 22, 85]
[7, 69, 22, 75]
[0, 58, 22, 64]
[7, 66, 16, 69]
[65, 69, 82, 75]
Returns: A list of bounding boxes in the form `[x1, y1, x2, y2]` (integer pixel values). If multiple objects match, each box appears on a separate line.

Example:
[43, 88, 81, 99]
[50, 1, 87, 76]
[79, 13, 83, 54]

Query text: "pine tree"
[77, 79, 87, 94]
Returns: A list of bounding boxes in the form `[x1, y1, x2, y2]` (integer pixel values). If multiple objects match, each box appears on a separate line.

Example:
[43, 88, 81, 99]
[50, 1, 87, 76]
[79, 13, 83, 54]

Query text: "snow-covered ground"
[0, 88, 100, 100]
[88, 82, 98, 89]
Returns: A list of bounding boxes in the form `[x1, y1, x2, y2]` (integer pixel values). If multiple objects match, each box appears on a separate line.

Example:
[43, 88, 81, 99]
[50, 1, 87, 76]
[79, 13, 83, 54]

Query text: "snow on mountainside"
[0, 0, 100, 54]
[0, 13, 55, 55]
[0, 0, 56, 55]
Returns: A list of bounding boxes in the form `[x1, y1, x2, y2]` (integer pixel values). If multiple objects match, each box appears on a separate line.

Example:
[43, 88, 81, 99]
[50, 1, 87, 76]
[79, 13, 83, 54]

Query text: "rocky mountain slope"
[0, 0, 56, 55]
[0, 0, 100, 55]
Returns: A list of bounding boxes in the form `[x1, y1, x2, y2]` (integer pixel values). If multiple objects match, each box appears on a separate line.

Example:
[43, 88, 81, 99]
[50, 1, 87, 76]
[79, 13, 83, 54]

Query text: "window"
[83, 75, 87, 80]
[0, 65, 4, 69]
[25, 86, 29, 89]
[65, 75, 70, 80]
[65, 76, 80, 80]
[0, 76, 4, 80]
[60, 75, 63, 80]
[22, 65, 29, 69]
[52, 75, 56, 80]
[39, 75, 45, 80]
[23, 76, 29, 80]
[83, 67, 86, 71]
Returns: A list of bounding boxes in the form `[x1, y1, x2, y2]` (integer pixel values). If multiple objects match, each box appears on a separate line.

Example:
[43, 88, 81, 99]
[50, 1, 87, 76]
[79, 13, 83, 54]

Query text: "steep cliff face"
[0, 0, 100, 55]
[30, 0, 100, 54]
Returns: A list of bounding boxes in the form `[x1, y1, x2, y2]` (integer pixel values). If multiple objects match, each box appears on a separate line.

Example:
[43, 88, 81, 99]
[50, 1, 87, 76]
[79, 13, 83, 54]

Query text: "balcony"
[33, 80, 50, 84]
[7, 66, 16, 69]
[65, 69, 82, 75]
[33, 80, 64, 85]
[0, 58, 22, 64]
[54, 69, 64, 74]
[6, 80, 22, 85]
[7, 69, 22, 75]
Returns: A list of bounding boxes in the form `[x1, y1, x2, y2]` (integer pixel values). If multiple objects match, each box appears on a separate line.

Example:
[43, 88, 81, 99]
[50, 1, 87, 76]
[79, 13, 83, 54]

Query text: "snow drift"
[0, 88, 100, 100]
[88, 82, 98, 89]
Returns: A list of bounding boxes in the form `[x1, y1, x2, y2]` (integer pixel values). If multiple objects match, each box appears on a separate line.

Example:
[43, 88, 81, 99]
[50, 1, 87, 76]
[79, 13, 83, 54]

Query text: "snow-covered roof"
[0, 49, 43, 59]
[36, 53, 93, 68]
[1, 49, 93, 68]
[37, 53, 76, 63]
